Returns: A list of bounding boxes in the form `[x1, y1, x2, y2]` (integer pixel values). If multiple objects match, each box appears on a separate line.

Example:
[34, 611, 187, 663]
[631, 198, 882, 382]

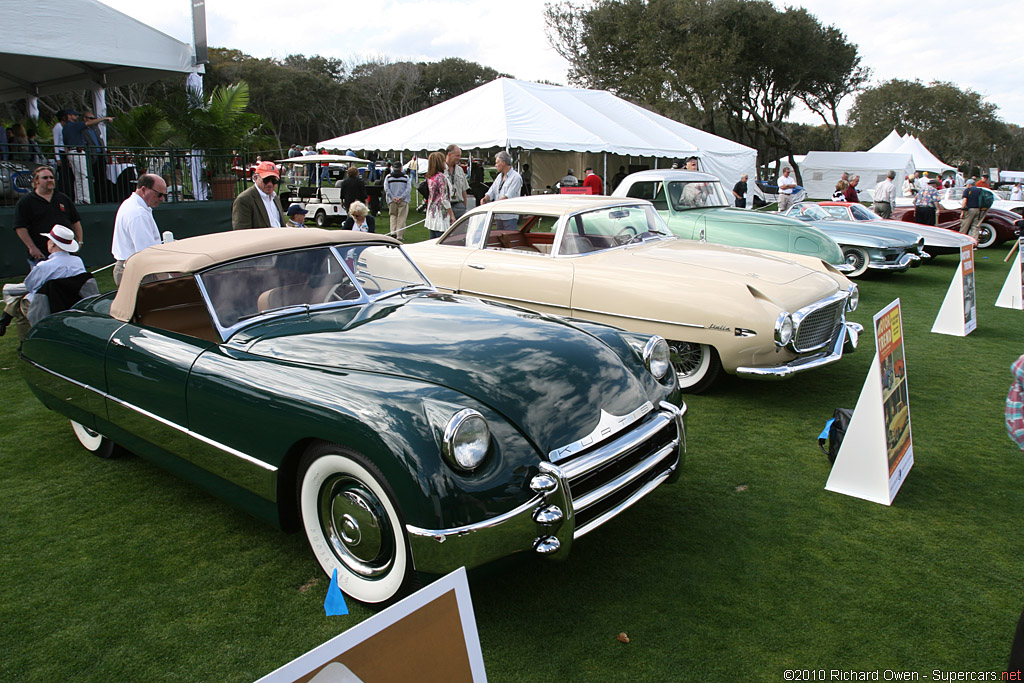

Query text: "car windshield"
[794, 204, 832, 221]
[197, 244, 429, 331]
[848, 204, 878, 221]
[666, 180, 731, 210]
[560, 204, 670, 254]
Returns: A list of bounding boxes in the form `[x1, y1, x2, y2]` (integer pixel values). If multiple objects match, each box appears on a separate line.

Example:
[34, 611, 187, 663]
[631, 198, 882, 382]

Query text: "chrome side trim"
[20, 356, 277, 473]
[572, 306, 706, 329]
[549, 402, 653, 463]
[458, 290, 571, 312]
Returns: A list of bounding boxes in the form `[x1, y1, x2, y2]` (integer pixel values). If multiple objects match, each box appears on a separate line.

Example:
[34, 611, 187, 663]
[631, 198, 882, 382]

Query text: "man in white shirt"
[111, 173, 166, 286]
[777, 167, 797, 213]
[873, 170, 897, 218]
[1011, 183, 1023, 202]
[481, 151, 522, 230]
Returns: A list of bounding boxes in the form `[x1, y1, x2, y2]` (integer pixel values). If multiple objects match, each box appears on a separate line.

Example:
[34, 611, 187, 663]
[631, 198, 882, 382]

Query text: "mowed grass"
[1, 239, 1022, 682]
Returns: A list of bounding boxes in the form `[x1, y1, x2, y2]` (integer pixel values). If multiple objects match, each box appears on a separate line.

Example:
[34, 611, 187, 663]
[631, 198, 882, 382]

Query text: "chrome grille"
[793, 299, 845, 352]
[555, 404, 682, 536]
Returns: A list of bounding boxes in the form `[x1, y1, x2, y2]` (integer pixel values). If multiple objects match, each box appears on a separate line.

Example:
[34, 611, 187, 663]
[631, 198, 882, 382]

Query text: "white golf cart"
[275, 154, 372, 226]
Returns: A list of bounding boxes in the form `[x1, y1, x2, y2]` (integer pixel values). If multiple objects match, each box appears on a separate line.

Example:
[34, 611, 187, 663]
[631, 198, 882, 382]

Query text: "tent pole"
[602, 153, 607, 195]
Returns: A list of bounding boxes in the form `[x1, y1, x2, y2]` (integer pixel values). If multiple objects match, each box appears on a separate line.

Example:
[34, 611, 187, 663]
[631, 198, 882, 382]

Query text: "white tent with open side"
[317, 78, 756, 193]
[798, 151, 915, 201]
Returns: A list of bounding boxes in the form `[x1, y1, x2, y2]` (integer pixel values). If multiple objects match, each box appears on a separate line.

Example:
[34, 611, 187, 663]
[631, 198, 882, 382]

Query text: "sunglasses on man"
[260, 176, 279, 185]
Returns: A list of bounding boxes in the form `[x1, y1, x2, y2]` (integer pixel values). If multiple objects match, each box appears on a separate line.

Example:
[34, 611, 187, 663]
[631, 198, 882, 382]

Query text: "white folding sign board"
[256, 567, 487, 683]
[931, 245, 977, 336]
[995, 238, 1024, 310]
[826, 300, 914, 505]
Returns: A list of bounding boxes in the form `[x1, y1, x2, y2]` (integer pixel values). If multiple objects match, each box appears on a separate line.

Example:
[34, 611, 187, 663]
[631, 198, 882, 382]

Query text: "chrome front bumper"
[736, 321, 862, 380]
[869, 252, 920, 272]
[406, 401, 686, 575]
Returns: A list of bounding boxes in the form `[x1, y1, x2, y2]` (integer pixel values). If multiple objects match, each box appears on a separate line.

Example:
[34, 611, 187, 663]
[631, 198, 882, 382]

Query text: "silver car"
[783, 203, 926, 278]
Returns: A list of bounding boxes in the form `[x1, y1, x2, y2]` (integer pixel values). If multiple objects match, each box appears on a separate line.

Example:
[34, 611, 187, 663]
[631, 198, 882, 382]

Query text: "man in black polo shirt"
[13, 166, 83, 268]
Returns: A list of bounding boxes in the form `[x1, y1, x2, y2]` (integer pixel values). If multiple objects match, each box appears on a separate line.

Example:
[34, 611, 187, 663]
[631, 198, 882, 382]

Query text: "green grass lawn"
[1, 242, 1022, 681]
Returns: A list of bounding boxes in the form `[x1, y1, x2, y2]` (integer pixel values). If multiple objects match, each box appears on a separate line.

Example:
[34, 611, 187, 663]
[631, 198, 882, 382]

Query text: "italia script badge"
[709, 323, 731, 332]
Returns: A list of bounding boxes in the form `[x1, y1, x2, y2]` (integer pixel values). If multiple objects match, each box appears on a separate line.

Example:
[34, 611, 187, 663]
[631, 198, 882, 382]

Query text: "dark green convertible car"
[20, 229, 686, 604]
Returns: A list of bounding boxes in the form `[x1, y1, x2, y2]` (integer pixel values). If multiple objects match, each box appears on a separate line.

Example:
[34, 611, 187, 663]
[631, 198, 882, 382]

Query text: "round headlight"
[774, 312, 794, 347]
[846, 285, 859, 312]
[643, 336, 672, 380]
[442, 409, 490, 471]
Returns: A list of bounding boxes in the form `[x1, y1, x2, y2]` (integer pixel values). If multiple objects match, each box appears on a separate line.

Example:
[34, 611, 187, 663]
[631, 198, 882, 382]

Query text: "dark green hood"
[231, 292, 654, 456]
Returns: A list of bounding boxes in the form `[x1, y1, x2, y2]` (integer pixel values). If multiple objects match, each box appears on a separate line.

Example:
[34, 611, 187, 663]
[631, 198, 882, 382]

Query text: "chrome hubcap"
[320, 476, 392, 578]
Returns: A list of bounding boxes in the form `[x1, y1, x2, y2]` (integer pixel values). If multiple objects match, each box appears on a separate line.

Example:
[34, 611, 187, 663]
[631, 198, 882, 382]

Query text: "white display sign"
[256, 567, 487, 683]
[826, 299, 914, 505]
[995, 238, 1024, 310]
[931, 245, 977, 336]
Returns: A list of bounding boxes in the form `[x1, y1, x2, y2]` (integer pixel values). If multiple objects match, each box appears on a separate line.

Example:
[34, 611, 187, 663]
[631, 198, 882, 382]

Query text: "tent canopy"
[318, 78, 756, 190]
[0, 0, 199, 104]
[868, 130, 955, 173]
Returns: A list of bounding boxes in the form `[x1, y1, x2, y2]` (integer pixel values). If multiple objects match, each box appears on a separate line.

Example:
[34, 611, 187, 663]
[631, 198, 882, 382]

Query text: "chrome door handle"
[468, 264, 485, 270]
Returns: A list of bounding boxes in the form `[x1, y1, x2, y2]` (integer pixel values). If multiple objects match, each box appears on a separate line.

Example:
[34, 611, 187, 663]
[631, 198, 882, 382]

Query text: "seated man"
[0, 225, 87, 338]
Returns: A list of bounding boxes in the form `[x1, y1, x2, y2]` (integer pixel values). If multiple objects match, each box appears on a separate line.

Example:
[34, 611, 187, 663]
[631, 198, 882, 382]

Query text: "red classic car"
[890, 204, 1022, 249]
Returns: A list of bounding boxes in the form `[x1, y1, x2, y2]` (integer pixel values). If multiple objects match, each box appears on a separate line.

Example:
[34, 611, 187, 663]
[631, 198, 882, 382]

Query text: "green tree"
[848, 79, 1002, 169]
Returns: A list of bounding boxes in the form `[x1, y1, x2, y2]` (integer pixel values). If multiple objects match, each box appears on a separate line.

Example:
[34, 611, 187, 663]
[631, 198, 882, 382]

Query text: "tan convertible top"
[110, 228, 398, 322]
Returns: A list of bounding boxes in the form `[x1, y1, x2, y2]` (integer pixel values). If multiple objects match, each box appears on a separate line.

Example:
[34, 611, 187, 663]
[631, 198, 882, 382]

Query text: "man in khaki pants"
[384, 161, 411, 240]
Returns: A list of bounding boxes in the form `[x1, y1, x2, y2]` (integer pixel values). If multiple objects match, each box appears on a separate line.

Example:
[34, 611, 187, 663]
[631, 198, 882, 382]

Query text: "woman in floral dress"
[425, 151, 453, 239]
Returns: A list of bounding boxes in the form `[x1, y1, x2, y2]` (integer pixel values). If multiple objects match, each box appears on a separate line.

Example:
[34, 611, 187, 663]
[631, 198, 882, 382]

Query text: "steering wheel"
[615, 225, 640, 245]
[324, 282, 361, 302]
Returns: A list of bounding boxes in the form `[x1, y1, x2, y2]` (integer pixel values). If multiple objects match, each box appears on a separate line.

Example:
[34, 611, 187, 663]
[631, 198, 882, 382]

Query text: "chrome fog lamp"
[774, 312, 794, 347]
[846, 284, 859, 312]
[643, 336, 672, 380]
[442, 409, 491, 470]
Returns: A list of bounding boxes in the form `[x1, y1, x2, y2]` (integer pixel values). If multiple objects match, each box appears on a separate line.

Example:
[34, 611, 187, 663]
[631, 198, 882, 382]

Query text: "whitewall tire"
[669, 341, 722, 394]
[70, 420, 117, 459]
[298, 444, 413, 605]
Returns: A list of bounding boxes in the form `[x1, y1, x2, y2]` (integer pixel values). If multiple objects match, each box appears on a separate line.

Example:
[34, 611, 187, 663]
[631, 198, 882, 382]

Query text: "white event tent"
[798, 151, 915, 200]
[318, 78, 756, 192]
[868, 130, 955, 174]
[0, 0, 200, 110]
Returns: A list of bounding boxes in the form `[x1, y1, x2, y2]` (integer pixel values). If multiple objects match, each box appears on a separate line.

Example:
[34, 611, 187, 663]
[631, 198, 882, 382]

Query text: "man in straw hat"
[1, 225, 86, 338]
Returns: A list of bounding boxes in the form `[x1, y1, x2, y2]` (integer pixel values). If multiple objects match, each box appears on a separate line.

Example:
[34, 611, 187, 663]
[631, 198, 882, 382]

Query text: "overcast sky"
[99, 0, 1024, 131]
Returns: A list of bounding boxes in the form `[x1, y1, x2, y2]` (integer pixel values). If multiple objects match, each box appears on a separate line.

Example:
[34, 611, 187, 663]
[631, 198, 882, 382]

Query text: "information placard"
[995, 238, 1024, 310]
[256, 567, 487, 683]
[826, 299, 914, 505]
[931, 244, 977, 336]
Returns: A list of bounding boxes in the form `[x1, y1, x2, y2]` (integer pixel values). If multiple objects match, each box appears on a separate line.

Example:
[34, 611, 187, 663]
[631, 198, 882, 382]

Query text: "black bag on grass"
[818, 408, 854, 464]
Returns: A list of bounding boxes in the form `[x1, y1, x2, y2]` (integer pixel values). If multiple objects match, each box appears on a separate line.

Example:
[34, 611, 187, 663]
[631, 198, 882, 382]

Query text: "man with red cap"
[232, 161, 286, 229]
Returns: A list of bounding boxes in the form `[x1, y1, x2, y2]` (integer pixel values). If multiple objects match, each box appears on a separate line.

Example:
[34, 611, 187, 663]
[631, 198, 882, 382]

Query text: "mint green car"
[612, 170, 848, 269]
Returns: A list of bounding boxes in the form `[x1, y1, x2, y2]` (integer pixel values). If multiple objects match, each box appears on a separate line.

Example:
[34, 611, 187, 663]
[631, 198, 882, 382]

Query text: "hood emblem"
[549, 402, 653, 463]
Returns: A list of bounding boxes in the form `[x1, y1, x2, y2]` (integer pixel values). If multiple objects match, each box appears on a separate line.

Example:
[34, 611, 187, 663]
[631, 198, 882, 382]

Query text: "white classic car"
[404, 195, 861, 393]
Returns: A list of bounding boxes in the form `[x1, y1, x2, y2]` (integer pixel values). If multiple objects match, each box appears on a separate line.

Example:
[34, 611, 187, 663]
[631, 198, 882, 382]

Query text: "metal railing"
[0, 144, 269, 206]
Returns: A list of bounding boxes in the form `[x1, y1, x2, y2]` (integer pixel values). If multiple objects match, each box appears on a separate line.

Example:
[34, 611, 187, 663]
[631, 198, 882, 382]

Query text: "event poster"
[874, 300, 913, 487]
[961, 245, 977, 334]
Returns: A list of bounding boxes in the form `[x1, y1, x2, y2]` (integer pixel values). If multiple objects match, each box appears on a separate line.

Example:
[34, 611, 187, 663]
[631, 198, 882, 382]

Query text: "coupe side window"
[439, 213, 488, 248]
[482, 214, 558, 254]
[625, 181, 667, 211]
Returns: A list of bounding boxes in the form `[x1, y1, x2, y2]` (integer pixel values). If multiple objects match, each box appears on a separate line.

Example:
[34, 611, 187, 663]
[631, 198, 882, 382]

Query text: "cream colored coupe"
[404, 195, 861, 392]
